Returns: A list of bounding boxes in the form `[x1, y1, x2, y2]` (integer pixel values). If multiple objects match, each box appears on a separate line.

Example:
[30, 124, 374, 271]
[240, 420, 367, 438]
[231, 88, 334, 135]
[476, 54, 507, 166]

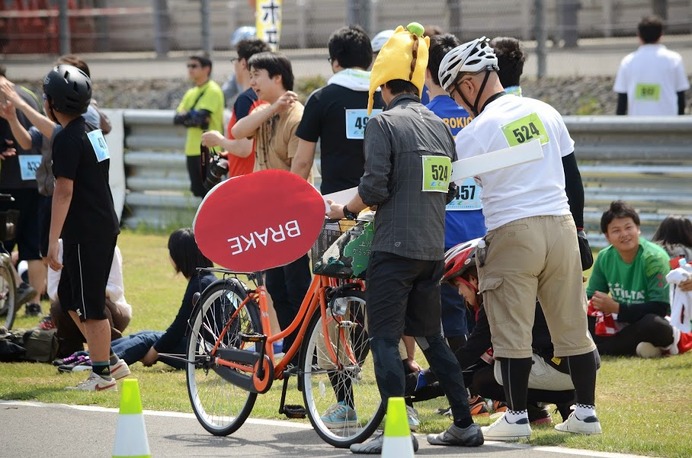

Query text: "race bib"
[18, 155, 42, 181]
[345, 109, 382, 139]
[87, 129, 110, 162]
[446, 177, 482, 210]
[635, 83, 661, 101]
[501, 113, 549, 147]
[421, 155, 451, 193]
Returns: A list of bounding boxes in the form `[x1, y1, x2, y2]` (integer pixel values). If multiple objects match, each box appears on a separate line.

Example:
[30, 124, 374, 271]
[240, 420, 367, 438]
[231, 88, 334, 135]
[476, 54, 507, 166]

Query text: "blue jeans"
[111, 331, 187, 370]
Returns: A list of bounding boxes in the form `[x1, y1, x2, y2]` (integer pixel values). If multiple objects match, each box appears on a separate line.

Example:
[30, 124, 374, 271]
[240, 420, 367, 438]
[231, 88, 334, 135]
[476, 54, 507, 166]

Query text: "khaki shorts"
[479, 215, 596, 358]
[494, 354, 574, 391]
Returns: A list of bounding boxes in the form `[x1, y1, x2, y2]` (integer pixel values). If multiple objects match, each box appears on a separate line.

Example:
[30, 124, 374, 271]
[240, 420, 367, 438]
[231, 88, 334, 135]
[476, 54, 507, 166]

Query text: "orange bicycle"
[185, 263, 384, 447]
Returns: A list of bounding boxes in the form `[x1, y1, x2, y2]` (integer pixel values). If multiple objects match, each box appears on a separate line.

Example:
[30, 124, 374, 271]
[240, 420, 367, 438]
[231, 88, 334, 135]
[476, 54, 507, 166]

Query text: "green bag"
[22, 328, 59, 363]
[311, 218, 374, 279]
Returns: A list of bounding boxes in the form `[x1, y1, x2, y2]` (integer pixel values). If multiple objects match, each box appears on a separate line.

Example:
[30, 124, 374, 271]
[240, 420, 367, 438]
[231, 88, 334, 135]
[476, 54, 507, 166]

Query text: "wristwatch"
[343, 205, 358, 220]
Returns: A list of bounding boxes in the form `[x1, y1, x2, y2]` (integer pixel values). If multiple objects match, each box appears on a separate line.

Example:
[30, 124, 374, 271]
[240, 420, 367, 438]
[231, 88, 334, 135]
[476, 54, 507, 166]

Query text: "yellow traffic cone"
[113, 379, 151, 458]
[381, 397, 414, 457]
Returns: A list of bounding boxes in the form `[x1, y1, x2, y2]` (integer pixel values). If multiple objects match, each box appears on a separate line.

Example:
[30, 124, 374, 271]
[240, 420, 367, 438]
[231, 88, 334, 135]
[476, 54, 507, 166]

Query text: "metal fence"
[3, 0, 692, 54]
[113, 110, 692, 248]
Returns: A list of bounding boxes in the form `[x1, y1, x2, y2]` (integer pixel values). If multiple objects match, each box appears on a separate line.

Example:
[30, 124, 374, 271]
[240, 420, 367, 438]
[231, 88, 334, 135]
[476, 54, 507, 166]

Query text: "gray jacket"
[359, 93, 456, 261]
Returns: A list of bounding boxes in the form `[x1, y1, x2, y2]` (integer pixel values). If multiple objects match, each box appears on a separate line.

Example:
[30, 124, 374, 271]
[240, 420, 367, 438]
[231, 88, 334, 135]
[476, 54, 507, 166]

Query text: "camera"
[201, 145, 229, 191]
[174, 109, 210, 130]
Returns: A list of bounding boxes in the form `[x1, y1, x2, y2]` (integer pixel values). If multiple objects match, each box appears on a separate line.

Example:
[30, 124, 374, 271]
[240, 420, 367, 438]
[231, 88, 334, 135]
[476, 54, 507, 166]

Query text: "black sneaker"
[25, 303, 42, 317]
[15, 282, 36, 308]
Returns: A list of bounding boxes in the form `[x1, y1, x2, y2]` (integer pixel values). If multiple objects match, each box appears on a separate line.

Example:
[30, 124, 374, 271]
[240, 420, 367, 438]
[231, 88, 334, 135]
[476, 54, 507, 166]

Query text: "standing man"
[44, 64, 128, 391]
[202, 39, 271, 178]
[438, 37, 601, 439]
[174, 53, 224, 197]
[614, 15, 689, 116]
[328, 24, 484, 453]
[231, 52, 308, 356]
[292, 25, 384, 194]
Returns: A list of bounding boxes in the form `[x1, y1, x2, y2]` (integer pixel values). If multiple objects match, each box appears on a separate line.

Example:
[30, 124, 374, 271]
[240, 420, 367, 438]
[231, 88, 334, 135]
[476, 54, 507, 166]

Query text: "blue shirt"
[426, 95, 486, 248]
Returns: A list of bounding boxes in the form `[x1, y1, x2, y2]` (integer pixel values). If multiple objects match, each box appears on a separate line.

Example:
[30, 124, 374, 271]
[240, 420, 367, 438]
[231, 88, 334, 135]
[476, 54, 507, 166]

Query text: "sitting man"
[587, 200, 690, 357]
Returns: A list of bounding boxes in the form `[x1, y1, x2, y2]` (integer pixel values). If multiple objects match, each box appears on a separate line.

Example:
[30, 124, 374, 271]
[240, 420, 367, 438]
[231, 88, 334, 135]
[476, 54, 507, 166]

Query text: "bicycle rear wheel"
[186, 279, 263, 436]
[0, 256, 17, 330]
[300, 288, 384, 448]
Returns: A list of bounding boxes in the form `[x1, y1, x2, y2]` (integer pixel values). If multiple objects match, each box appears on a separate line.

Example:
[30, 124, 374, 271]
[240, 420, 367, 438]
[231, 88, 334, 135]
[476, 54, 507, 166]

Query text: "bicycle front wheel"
[0, 257, 17, 330]
[301, 288, 384, 447]
[186, 279, 262, 436]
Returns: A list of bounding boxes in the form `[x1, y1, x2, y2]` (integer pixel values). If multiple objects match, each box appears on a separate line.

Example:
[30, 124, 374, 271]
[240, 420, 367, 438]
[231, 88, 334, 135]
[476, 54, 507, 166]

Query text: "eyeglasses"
[327, 57, 333, 63]
[230, 57, 239, 63]
[187, 63, 200, 69]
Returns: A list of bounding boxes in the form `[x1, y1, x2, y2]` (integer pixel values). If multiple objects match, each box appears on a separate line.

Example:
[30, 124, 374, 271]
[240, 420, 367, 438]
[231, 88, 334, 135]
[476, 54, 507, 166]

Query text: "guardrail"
[117, 110, 692, 248]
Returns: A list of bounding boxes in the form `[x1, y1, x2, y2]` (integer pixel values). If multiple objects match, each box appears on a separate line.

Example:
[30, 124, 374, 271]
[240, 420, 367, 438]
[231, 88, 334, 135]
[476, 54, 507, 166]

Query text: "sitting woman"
[56, 228, 216, 370]
[587, 201, 689, 358]
[652, 215, 692, 262]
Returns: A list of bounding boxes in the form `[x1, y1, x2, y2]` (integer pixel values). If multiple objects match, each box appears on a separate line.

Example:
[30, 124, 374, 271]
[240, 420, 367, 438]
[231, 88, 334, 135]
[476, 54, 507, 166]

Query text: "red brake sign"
[193, 170, 326, 272]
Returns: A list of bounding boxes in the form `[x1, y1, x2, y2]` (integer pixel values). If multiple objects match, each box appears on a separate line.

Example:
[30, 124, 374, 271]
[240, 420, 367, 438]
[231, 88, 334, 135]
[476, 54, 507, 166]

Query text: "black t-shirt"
[296, 84, 384, 194]
[52, 117, 119, 243]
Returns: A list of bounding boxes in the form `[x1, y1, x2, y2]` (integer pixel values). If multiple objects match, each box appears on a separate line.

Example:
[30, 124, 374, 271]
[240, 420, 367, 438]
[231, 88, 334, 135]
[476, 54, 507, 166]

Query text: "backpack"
[21, 328, 59, 363]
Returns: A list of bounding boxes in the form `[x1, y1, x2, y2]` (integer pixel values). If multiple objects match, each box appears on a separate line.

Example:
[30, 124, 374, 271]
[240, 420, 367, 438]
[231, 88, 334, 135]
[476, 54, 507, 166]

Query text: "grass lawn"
[1, 230, 691, 457]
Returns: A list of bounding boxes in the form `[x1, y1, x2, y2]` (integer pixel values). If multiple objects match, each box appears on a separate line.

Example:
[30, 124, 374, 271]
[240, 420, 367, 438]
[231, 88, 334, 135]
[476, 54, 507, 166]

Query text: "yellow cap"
[368, 22, 430, 114]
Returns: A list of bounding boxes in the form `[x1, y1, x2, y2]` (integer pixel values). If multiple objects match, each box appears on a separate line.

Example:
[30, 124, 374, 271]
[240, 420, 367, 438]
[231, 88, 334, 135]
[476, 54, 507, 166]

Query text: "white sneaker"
[66, 372, 117, 392]
[555, 412, 602, 435]
[636, 341, 662, 358]
[110, 359, 131, 380]
[406, 405, 420, 432]
[481, 413, 531, 441]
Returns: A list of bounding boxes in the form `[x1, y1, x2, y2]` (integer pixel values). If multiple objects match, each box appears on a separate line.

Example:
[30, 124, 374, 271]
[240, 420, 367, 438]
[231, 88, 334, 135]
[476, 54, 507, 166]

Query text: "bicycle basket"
[0, 210, 19, 242]
[311, 217, 373, 279]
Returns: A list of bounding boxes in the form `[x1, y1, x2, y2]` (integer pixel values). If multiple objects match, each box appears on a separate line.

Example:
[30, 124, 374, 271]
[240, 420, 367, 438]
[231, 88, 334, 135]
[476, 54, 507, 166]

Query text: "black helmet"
[43, 64, 92, 114]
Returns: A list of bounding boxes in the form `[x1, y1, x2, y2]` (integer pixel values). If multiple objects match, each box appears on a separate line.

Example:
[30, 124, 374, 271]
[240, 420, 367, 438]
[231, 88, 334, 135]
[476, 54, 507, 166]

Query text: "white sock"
[505, 409, 528, 423]
[575, 403, 596, 419]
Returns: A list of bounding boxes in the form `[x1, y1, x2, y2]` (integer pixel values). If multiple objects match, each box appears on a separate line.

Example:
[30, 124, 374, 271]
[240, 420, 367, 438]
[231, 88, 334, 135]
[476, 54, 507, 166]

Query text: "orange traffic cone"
[381, 397, 415, 457]
[112, 379, 151, 458]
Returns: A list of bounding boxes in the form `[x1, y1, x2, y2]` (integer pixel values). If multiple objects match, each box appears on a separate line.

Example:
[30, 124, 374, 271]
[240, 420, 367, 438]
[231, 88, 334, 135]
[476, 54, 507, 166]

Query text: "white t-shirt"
[455, 94, 573, 231]
[613, 44, 690, 116]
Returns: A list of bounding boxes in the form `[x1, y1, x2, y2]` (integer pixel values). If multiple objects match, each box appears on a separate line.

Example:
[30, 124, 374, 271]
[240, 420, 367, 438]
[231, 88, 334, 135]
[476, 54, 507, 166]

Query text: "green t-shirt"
[176, 80, 225, 156]
[586, 238, 670, 305]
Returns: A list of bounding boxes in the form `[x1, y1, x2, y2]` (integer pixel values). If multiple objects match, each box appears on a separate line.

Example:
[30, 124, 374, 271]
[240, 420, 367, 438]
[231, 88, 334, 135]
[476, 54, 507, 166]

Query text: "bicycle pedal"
[283, 365, 300, 377]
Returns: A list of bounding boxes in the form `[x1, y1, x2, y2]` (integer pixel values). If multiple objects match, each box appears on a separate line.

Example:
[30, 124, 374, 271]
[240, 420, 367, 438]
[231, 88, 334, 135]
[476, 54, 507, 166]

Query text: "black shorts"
[58, 237, 117, 321]
[0, 188, 41, 260]
[365, 251, 443, 339]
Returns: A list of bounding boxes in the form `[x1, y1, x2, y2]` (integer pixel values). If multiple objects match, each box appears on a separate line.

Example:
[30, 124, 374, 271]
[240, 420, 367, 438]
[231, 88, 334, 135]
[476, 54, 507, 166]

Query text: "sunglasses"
[187, 63, 200, 69]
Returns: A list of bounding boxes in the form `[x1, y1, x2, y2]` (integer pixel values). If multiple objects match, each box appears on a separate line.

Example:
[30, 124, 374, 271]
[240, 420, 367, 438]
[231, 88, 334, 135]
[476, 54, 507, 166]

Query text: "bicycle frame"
[210, 272, 364, 392]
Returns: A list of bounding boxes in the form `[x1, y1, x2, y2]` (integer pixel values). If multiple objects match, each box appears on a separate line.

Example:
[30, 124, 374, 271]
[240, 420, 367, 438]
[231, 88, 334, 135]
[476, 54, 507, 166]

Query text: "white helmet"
[371, 29, 395, 53]
[438, 36, 499, 92]
[231, 26, 257, 47]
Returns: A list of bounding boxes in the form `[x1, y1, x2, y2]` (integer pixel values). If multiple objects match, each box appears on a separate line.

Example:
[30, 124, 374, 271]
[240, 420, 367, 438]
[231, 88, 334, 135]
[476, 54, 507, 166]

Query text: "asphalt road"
[1, 400, 645, 457]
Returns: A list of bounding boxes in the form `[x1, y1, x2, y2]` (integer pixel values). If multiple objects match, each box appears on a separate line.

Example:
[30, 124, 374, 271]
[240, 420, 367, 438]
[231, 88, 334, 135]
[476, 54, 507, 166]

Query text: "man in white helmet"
[438, 37, 601, 440]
